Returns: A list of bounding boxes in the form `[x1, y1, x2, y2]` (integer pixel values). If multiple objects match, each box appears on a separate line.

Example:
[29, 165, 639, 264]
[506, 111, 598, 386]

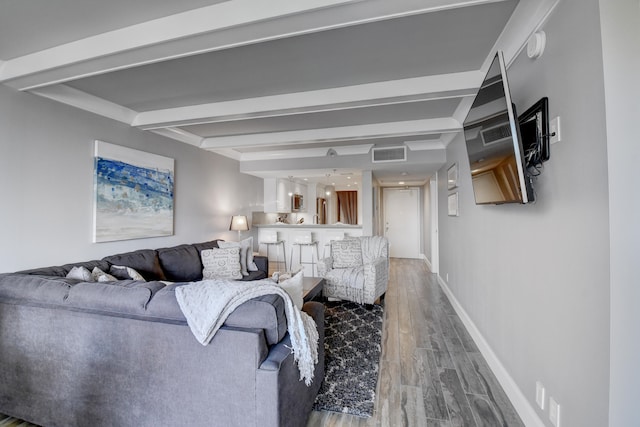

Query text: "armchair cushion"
[331, 239, 363, 268]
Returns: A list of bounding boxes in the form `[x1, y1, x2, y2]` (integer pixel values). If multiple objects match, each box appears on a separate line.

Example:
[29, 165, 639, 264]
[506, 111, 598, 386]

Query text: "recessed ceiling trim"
[29, 84, 137, 124]
[200, 118, 461, 149]
[0, 0, 361, 86]
[237, 144, 374, 161]
[404, 140, 447, 151]
[150, 128, 203, 147]
[133, 71, 481, 129]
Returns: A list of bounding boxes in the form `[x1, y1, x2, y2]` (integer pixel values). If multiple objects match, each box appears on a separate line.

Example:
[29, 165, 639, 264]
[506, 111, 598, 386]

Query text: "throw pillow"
[217, 241, 248, 276]
[109, 265, 146, 281]
[278, 270, 304, 310]
[244, 236, 259, 272]
[66, 266, 93, 281]
[201, 248, 243, 280]
[331, 238, 363, 268]
[91, 267, 117, 282]
[218, 237, 259, 275]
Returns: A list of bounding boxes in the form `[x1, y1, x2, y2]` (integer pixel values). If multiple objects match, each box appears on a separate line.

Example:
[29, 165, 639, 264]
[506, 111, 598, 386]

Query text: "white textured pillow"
[109, 265, 146, 281]
[66, 266, 93, 281]
[91, 267, 117, 282]
[278, 271, 304, 310]
[218, 237, 258, 275]
[201, 248, 243, 280]
[217, 241, 247, 276]
[331, 238, 363, 268]
[244, 236, 259, 272]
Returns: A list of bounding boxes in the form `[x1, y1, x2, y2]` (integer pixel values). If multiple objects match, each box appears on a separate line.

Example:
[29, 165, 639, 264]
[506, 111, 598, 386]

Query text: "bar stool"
[323, 231, 345, 258]
[259, 231, 287, 274]
[289, 231, 319, 276]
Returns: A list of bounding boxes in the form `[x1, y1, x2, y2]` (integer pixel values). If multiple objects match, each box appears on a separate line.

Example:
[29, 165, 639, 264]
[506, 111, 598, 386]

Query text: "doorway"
[383, 187, 421, 258]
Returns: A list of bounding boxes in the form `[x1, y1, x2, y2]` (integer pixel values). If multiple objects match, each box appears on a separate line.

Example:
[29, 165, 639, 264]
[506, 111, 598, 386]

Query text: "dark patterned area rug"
[313, 301, 384, 418]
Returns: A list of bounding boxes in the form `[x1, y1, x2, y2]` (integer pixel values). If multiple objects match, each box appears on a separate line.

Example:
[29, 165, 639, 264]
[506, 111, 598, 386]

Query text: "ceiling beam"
[29, 84, 137, 124]
[133, 71, 481, 129]
[200, 117, 461, 149]
[0, 0, 361, 89]
[1, 0, 510, 91]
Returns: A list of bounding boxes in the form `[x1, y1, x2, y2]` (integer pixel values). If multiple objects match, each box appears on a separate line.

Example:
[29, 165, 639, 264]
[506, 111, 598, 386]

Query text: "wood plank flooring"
[307, 258, 524, 427]
[0, 259, 523, 427]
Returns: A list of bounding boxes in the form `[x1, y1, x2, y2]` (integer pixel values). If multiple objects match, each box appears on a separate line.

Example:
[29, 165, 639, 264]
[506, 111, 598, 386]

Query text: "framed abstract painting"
[93, 141, 174, 242]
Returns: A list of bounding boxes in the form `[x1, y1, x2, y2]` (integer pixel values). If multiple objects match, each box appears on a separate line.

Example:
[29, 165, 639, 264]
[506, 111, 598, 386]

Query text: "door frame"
[382, 187, 421, 259]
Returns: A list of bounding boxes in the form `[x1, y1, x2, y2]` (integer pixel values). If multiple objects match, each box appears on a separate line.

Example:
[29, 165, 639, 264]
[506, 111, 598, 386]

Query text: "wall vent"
[372, 146, 407, 163]
[481, 123, 512, 146]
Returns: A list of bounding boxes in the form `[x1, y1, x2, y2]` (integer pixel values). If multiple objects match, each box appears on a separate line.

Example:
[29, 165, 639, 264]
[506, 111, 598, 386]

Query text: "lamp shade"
[229, 215, 249, 231]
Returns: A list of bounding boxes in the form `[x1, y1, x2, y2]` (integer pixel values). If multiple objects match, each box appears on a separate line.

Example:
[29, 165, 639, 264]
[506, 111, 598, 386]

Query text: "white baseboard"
[436, 275, 545, 427]
[421, 254, 433, 271]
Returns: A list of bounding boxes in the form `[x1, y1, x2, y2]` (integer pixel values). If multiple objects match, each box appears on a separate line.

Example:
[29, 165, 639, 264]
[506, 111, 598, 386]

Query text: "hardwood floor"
[307, 258, 524, 427]
[0, 259, 523, 427]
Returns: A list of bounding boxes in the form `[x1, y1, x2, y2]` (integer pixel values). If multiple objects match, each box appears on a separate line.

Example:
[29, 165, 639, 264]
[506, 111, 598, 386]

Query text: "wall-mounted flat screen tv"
[463, 51, 534, 204]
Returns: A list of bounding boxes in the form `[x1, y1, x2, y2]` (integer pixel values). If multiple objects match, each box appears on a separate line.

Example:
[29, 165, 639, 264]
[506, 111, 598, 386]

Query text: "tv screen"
[463, 51, 534, 204]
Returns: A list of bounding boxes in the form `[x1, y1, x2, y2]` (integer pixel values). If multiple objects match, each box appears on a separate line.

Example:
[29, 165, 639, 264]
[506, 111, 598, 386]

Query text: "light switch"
[550, 116, 561, 144]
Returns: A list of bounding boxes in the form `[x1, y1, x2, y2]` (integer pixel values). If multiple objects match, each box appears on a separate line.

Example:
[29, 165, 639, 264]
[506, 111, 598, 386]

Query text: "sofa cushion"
[202, 248, 242, 280]
[144, 284, 287, 344]
[237, 270, 267, 281]
[192, 239, 222, 254]
[65, 280, 167, 316]
[157, 244, 202, 282]
[103, 249, 166, 281]
[0, 274, 73, 305]
[331, 238, 363, 268]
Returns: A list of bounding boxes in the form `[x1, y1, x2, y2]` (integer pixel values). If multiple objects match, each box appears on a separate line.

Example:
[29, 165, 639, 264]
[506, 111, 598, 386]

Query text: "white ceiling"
[0, 0, 559, 186]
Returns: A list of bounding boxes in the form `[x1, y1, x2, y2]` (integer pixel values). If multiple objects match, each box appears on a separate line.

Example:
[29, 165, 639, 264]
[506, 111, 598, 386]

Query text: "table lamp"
[229, 215, 249, 239]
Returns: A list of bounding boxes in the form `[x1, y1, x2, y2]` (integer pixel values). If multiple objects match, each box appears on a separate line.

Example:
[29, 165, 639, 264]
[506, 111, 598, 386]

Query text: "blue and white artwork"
[93, 141, 174, 242]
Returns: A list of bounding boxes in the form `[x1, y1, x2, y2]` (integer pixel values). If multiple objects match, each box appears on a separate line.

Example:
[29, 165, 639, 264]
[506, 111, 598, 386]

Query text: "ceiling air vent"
[372, 146, 407, 163]
[480, 122, 512, 146]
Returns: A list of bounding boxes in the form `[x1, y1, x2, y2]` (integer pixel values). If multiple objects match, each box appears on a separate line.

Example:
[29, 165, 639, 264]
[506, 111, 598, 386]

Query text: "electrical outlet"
[550, 116, 561, 144]
[535, 381, 546, 410]
[549, 396, 561, 427]
[446, 273, 449, 282]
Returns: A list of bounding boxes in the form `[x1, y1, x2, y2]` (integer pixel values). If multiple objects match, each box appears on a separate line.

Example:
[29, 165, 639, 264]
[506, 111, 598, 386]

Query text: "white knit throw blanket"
[175, 280, 319, 386]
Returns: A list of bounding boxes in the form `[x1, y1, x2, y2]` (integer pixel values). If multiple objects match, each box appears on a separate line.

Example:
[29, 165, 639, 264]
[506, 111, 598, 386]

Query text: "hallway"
[308, 258, 524, 426]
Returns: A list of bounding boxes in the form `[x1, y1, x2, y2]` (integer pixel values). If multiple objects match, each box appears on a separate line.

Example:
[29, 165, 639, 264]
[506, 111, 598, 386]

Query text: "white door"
[383, 187, 421, 258]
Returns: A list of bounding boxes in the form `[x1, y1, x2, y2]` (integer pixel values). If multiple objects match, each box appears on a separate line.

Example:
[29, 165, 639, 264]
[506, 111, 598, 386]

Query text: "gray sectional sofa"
[0, 240, 324, 427]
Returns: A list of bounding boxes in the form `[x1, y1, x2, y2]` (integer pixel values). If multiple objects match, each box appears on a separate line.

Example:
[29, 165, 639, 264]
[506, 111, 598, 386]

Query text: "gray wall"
[0, 85, 263, 273]
[437, 1, 610, 426]
[599, 1, 640, 426]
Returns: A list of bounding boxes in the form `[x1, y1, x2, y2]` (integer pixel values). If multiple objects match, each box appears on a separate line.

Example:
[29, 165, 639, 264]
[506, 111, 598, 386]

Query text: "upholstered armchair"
[317, 235, 389, 305]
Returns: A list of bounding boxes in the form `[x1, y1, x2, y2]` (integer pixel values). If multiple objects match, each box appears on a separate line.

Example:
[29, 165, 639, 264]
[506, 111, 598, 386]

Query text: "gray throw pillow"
[331, 238, 363, 268]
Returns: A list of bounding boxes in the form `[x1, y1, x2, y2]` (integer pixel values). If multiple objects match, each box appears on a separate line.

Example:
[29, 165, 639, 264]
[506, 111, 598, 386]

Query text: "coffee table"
[302, 277, 324, 302]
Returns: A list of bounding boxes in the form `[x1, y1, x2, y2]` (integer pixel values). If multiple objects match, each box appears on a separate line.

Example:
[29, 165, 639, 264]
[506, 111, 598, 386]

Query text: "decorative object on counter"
[277, 214, 289, 223]
[297, 217, 304, 224]
[229, 215, 249, 238]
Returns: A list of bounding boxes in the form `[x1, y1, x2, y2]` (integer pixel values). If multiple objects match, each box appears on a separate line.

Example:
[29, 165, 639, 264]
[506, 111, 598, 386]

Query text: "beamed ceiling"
[0, 0, 559, 187]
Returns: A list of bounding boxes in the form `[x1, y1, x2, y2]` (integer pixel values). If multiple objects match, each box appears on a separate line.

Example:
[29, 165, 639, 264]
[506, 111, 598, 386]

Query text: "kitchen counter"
[254, 223, 362, 229]
[255, 224, 363, 275]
